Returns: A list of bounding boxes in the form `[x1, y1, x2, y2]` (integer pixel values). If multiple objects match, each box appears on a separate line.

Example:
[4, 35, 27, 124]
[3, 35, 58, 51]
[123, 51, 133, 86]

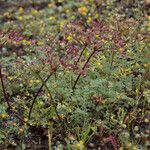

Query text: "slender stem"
[72, 44, 106, 91]
[72, 49, 97, 91]
[0, 66, 11, 108]
[36, 73, 62, 122]
[76, 45, 87, 64]
[28, 73, 53, 120]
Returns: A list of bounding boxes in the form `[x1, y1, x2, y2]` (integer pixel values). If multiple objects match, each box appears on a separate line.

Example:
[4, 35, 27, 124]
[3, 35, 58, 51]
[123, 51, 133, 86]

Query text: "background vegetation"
[0, 0, 149, 150]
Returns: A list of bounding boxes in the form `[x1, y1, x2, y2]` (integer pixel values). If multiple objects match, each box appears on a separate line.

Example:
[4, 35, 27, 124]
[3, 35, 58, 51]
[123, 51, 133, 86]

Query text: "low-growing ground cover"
[0, 0, 150, 150]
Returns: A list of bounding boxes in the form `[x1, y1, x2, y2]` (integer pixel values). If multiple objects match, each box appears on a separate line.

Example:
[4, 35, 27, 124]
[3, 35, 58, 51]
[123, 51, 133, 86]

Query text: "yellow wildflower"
[13, 122, 17, 127]
[49, 16, 55, 21]
[78, 7, 88, 15]
[95, 35, 99, 38]
[60, 114, 64, 119]
[18, 16, 23, 21]
[22, 39, 27, 44]
[37, 41, 43, 46]
[29, 79, 34, 85]
[67, 36, 73, 41]
[24, 118, 28, 122]
[135, 63, 140, 68]
[87, 17, 92, 23]
[31, 9, 38, 14]
[60, 20, 66, 29]
[119, 48, 124, 53]
[147, 16, 150, 20]
[8, 76, 13, 81]
[76, 140, 84, 149]
[144, 63, 149, 68]
[19, 7, 24, 13]
[1, 114, 6, 118]
[27, 41, 31, 45]
[47, 92, 51, 97]
[95, 13, 99, 18]
[125, 43, 129, 47]
[126, 142, 131, 149]
[65, 9, 70, 13]
[96, 61, 102, 68]
[119, 147, 123, 150]
[132, 146, 137, 150]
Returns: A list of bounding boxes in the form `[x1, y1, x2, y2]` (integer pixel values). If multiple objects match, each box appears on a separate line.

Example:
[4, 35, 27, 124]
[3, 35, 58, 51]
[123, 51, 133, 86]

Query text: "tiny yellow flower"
[67, 36, 73, 41]
[132, 146, 137, 150]
[87, 17, 92, 23]
[78, 7, 88, 15]
[1, 114, 6, 118]
[95, 35, 99, 38]
[76, 140, 84, 149]
[119, 48, 124, 53]
[47, 92, 51, 97]
[37, 41, 43, 46]
[22, 39, 27, 43]
[126, 142, 131, 149]
[27, 41, 31, 45]
[135, 63, 140, 68]
[26, 92, 30, 96]
[65, 9, 70, 13]
[84, 51, 90, 58]
[144, 63, 148, 68]
[18, 16, 23, 21]
[31, 9, 38, 14]
[147, 16, 150, 20]
[19, 7, 24, 13]
[95, 13, 99, 18]
[96, 62, 102, 68]
[29, 79, 34, 85]
[49, 16, 55, 21]
[24, 118, 28, 122]
[119, 147, 123, 150]
[8, 76, 13, 81]
[60, 21, 65, 29]
[125, 43, 129, 47]
[60, 114, 64, 119]
[13, 122, 17, 126]
[79, 140, 83, 144]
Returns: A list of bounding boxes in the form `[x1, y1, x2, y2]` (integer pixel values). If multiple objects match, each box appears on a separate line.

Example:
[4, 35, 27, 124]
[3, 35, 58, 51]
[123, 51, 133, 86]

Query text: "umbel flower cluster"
[37, 19, 126, 77]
